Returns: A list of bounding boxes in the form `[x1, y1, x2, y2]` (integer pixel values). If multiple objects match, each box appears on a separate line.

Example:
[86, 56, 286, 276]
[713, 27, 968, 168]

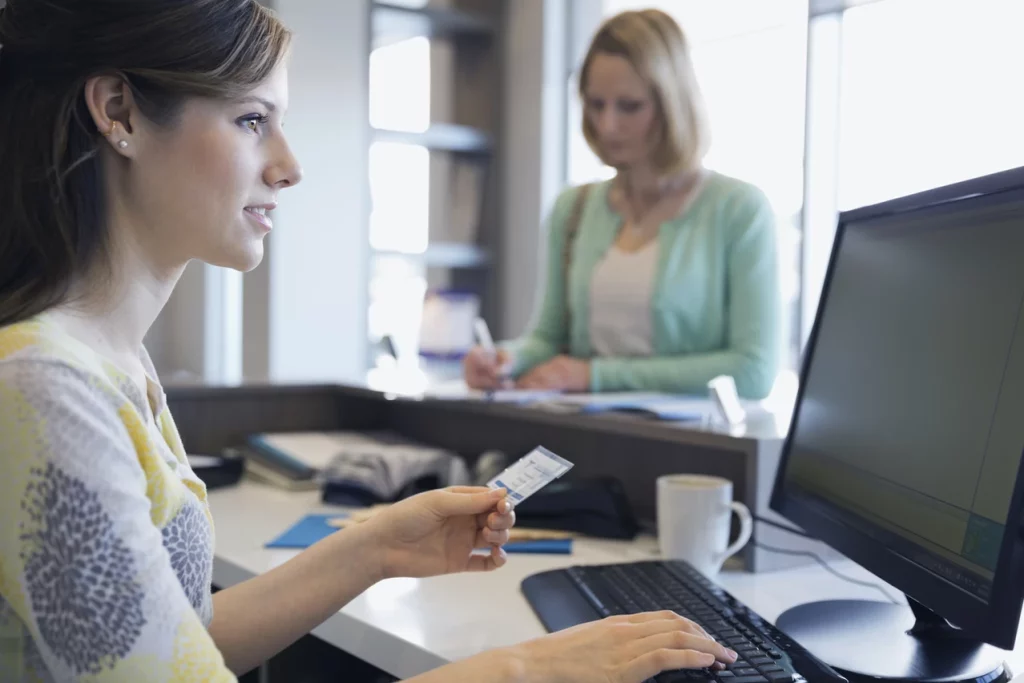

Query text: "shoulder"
[0, 319, 128, 438]
[700, 171, 772, 216]
[549, 180, 613, 227]
[696, 172, 775, 247]
[0, 317, 110, 377]
[0, 328, 149, 529]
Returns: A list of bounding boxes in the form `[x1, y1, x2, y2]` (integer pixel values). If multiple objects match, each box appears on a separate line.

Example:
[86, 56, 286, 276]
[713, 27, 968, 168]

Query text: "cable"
[754, 515, 813, 538]
[753, 515, 900, 602]
[752, 515, 901, 604]
[753, 540, 902, 605]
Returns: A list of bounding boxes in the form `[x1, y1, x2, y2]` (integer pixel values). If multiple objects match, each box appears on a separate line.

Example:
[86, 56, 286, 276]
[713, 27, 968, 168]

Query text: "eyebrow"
[235, 96, 277, 112]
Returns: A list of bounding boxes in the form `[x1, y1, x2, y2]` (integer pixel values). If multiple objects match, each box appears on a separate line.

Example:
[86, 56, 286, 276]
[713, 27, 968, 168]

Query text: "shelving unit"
[366, 0, 504, 363]
[374, 242, 492, 269]
[372, 2, 496, 48]
[371, 123, 492, 154]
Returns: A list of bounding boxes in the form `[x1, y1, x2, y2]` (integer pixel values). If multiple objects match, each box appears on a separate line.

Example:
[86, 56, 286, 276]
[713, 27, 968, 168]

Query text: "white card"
[487, 446, 574, 506]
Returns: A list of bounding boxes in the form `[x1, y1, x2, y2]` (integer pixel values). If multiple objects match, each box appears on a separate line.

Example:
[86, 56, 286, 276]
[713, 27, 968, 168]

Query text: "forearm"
[505, 335, 559, 376]
[208, 522, 383, 674]
[406, 649, 525, 683]
[591, 349, 777, 399]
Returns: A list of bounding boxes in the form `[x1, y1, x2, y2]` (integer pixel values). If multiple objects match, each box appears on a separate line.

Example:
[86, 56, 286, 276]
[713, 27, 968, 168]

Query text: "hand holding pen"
[463, 318, 511, 390]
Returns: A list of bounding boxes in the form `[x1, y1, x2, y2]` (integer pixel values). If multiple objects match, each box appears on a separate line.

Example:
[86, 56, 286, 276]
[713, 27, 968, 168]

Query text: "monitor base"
[776, 599, 1008, 683]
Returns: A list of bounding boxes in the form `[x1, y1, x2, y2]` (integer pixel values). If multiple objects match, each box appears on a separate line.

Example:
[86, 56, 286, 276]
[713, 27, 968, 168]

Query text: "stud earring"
[101, 121, 128, 149]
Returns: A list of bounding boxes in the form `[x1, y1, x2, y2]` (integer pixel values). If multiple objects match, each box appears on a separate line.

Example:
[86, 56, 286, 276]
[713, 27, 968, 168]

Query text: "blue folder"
[265, 513, 573, 554]
[266, 513, 342, 548]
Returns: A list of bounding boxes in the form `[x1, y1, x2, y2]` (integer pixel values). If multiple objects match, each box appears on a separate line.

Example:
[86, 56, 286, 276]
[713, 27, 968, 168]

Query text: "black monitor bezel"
[771, 165, 1024, 649]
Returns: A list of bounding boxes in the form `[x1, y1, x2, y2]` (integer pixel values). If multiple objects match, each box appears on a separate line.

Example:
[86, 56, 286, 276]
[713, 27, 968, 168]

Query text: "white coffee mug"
[657, 474, 753, 576]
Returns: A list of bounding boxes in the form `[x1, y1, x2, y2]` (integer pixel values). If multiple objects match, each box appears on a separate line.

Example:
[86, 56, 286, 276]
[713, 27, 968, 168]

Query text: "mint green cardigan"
[506, 172, 780, 399]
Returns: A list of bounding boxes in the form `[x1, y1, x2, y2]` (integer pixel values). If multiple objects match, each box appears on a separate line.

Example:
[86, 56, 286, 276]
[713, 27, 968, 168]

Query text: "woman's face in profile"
[122, 62, 303, 274]
[583, 52, 657, 169]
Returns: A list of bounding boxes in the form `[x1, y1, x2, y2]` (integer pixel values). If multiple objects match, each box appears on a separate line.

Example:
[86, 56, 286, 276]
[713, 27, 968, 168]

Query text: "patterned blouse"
[0, 317, 236, 681]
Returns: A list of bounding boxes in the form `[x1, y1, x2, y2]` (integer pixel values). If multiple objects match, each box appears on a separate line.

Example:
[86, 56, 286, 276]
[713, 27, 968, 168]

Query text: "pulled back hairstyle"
[0, 0, 291, 326]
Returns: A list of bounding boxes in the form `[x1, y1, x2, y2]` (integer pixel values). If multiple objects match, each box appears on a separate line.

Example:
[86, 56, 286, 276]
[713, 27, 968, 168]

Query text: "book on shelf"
[448, 158, 487, 244]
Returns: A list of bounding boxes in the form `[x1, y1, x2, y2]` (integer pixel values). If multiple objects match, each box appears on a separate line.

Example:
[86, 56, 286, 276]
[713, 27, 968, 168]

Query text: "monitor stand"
[776, 598, 1009, 683]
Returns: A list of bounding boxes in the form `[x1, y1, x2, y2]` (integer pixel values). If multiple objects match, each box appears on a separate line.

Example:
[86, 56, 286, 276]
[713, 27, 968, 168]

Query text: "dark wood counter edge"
[164, 382, 768, 451]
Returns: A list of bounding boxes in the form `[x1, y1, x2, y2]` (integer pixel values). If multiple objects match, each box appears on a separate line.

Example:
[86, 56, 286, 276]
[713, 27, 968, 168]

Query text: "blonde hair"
[579, 9, 710, 176]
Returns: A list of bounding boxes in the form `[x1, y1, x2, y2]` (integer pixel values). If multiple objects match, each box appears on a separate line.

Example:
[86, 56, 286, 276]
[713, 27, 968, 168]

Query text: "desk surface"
[208, 481, 1024, 680]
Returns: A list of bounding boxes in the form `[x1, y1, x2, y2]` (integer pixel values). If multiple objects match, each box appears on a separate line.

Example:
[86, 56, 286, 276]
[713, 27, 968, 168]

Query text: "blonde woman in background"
[465, 9, 780, 399]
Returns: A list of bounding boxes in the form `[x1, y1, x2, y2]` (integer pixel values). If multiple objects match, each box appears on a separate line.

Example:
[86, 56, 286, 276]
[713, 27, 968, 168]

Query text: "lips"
[244, 206, 274, 230]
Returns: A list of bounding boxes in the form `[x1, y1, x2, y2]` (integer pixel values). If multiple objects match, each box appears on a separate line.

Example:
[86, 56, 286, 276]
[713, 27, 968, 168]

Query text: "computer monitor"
[771, 166, 1024, 683]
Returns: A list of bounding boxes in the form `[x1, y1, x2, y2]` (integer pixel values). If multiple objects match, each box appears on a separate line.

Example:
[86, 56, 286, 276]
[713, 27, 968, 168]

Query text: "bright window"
[368, 37, 432, 358]
[837, 0, 1024, 210]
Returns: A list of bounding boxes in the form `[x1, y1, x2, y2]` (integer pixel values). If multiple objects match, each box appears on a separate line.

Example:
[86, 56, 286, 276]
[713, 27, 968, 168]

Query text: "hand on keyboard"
[507, 610, 738, 683]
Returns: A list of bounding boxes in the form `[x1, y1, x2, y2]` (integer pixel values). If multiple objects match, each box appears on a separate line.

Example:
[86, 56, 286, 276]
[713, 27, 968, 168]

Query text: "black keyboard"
[521, 561, 847, 683]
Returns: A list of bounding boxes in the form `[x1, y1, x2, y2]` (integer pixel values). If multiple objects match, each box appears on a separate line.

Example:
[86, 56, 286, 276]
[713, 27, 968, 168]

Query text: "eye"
[239, 113, 270, 134]
[617, 99, 643, 114]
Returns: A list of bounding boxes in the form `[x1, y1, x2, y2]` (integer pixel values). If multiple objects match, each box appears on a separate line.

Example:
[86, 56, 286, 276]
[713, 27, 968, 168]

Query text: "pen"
[473, 317, 496, 355]
[473, 317, 504, 397]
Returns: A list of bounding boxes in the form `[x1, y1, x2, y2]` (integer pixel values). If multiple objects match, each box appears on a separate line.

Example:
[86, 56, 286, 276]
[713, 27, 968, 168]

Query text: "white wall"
[262, 0, 370, 383]
[146, 260, 208, 383]
[500, 0, 570, 339]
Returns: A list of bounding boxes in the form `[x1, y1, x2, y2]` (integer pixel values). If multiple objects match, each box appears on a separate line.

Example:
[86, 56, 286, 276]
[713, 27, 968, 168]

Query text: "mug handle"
[718, 501, 753, 565]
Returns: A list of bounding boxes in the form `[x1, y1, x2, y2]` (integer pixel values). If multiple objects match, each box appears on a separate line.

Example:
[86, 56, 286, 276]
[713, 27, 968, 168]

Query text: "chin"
[208, 242, 265, 272]
[236, 245, 265, 272]
[604, 154, 638, 169]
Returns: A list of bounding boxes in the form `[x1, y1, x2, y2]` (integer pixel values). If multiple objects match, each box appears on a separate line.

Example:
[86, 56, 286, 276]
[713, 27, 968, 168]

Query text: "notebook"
[551, 392, 710, 421]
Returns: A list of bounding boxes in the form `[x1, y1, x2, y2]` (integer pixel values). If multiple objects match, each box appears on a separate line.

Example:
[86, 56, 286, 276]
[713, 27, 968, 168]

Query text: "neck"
[617, 163, 700, 216]
[620, 163, 664, 201]
[50, 209, 186, 366]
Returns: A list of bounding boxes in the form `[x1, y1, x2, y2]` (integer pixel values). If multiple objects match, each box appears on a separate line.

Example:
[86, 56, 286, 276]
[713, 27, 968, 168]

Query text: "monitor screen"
[781, 190, 1024, 603]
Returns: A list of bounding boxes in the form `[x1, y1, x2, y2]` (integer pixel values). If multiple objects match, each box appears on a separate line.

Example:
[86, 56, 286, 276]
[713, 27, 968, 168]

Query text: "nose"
[594, 108, 620, 139]
[265, 135, 303, 189]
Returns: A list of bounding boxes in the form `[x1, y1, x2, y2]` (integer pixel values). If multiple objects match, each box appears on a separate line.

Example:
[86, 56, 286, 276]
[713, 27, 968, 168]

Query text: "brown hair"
[0, 0, 291, 326]
[579, 9, 710, 176]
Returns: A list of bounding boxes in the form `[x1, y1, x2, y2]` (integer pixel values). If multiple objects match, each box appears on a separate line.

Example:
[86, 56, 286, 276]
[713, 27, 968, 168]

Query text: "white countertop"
[209, 480, 1024, 680]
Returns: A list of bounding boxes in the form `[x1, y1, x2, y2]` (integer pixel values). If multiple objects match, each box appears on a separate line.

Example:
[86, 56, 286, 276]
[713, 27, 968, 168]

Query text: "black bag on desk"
[513, 476, 639, 540]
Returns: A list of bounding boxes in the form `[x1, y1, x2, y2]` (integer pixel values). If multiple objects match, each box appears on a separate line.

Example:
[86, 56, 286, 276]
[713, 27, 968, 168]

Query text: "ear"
[83, 75, 138, 156]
